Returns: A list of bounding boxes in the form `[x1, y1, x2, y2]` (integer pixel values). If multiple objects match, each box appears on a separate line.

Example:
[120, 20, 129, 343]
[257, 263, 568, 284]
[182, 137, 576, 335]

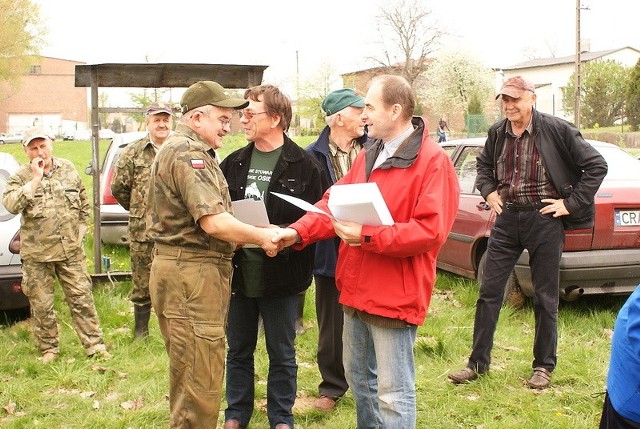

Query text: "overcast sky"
[35, 0, 639, 104]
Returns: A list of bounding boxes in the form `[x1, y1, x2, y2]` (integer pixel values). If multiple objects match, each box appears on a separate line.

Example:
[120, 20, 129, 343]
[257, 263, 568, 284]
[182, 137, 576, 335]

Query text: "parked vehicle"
[63, 130, 75, 141]
[86, 131, 148, 245]
[0, 152, 28, 311]
[0, 133, 24, 145]
[438, 138, 640, 304]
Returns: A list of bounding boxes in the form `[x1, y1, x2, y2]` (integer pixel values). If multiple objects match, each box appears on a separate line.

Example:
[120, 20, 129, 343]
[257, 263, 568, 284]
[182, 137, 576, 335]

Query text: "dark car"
[0, 152, 29, 311]
[438, 138, 640, 304]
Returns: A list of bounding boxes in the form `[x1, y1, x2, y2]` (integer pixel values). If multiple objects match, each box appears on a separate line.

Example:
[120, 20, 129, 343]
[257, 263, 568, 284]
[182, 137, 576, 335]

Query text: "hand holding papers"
[271, 182, 394, 226]
[328, 183, 394, 226]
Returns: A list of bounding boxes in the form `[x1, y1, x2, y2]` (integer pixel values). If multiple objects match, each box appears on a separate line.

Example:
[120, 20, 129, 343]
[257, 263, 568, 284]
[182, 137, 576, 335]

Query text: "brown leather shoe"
[448, 367, 479, 384]
[314, 395, 337, 412]
[223, 419, 245, 429]
[527, 367, 552, 389]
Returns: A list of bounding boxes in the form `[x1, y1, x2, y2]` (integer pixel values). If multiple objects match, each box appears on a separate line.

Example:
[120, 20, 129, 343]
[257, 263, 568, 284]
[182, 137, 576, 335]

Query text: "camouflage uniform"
[146, 124, 235, 429]
[111, 135, 157, 306]
[2, 158, 106, 357]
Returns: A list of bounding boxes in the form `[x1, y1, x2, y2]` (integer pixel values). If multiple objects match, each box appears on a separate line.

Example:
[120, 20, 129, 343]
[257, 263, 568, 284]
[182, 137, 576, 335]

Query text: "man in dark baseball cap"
[321, 88, 365, 116]
[495, 76, 536, 100]
[180, 80, 248, 114]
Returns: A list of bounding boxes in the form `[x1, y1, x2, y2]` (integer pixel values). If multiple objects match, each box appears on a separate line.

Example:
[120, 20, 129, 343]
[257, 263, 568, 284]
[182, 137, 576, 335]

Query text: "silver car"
[93, 131, 148, 245]
[0, 152, 29, 310]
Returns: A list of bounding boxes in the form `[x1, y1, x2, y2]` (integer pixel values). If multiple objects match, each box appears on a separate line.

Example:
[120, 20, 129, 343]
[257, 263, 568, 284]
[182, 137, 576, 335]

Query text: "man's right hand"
[260, 228, 284, 257]
[486, 191, 503, 215]
[271, 227, 300, 249]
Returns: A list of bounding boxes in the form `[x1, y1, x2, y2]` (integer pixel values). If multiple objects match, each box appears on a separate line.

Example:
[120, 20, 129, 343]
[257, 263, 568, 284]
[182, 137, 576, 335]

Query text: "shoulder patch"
[190, 159, 205, 169]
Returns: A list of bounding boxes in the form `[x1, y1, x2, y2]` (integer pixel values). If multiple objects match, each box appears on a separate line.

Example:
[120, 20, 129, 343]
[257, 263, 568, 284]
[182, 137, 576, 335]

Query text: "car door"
[437, 142, 495, 279]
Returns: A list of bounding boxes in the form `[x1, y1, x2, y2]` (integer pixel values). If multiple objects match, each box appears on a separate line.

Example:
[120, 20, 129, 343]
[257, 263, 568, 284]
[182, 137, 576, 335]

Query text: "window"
[29, 65, 41, 74]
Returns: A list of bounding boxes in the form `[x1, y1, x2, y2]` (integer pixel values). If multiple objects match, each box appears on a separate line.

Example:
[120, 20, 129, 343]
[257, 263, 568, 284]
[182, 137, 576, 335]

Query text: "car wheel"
[477, 251, 527, 309]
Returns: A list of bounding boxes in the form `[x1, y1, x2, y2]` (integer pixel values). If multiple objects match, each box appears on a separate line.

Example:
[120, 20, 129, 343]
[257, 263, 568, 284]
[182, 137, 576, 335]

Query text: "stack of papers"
[271, 182, 394, 226]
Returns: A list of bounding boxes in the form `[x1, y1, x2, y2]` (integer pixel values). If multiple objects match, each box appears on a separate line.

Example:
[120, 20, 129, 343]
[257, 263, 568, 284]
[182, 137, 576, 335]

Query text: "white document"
[231, 199, 270, 227]
[271, 183, 394, 226]
[328, 183, 394, 226]
[270, 192, 331, 217]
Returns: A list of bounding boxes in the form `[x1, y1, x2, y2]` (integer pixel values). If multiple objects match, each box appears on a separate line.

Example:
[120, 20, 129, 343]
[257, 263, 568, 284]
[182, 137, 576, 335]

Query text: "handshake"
[257, 217, 363, 257]
[258, 227, 300, 257]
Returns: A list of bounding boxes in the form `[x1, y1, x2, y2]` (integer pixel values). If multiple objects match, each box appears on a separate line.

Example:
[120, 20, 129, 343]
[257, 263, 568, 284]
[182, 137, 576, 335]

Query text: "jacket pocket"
[276, 177, 308, 195]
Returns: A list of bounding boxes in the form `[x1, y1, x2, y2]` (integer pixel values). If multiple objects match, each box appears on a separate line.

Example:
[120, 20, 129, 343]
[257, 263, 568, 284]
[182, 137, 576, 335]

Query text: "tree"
[294, 62, 339, 135]
[0, 0, 46, 96]
[626, 58, 640, 131]
[419, 50, 494, 124]
[562, 60, 630, 128]
[373, 0, 444, 86]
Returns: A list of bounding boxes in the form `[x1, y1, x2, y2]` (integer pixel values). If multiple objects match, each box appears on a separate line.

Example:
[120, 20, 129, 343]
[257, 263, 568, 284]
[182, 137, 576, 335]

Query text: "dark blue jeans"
[468, 208, 565, 373]
[224, 290, 298, 429]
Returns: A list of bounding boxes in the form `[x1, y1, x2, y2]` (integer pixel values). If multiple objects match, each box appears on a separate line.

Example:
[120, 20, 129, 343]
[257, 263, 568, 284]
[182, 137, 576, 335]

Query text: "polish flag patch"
[190, 159, 205, 169]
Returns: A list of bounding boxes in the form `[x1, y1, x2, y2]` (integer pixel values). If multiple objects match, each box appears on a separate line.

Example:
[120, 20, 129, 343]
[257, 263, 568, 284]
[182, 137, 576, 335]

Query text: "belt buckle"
[505, 202, 514, 210]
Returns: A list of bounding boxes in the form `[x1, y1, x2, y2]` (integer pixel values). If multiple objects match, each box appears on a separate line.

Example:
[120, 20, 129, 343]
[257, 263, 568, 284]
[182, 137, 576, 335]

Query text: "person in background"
[220, 84, 325, 429]
[305, 88, 367, 412]
[274, 74, 460, 429]
[3, 128, 111, 364]
[437, 117, 450, 142]
[448, 75, 607, 389]
[145, 81, 281, 429]
[111, 101, 173, 339]
[599, 286, 640, 428]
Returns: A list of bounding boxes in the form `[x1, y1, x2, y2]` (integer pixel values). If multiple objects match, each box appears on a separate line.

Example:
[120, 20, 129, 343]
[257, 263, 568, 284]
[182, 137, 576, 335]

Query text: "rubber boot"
[133, 303, 152, 340]
[295, 291, 306, 334]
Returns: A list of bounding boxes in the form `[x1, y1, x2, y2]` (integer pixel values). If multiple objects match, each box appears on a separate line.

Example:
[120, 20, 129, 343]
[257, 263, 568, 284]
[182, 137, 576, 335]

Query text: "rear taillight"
[102, 168, 118, 205]
[9, 231, 20, 254]
[11, 281, 22, 294]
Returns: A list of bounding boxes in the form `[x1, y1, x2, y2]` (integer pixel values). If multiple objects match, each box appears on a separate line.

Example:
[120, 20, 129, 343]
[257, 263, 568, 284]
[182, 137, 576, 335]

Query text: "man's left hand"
[331, 218, 362, 246]
[540, 198, 569, 217]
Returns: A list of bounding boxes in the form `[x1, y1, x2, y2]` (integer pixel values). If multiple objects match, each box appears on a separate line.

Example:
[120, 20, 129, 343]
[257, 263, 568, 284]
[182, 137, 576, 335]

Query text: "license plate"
[615, 210, 640, 226]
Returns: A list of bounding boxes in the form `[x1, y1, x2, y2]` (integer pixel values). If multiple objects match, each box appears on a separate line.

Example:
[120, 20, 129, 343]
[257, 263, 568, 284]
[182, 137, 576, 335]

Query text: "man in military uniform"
[3, 128, 110, 364]
[111, 101, 173, 339]
[145, 80, 282, 429]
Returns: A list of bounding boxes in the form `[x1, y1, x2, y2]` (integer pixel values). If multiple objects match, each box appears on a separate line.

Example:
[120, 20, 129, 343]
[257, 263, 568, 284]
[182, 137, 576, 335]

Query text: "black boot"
[133, 303, 152, 340]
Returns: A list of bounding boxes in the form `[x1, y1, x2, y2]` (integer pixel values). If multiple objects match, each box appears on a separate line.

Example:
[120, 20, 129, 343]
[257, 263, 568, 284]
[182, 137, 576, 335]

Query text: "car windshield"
[594, 145, 640, 183]
[0, 168, 17, 221]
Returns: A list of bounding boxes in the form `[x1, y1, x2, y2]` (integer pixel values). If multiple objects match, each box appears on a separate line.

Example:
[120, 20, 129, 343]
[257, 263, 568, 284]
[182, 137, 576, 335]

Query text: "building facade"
[0, 56, 88, 136]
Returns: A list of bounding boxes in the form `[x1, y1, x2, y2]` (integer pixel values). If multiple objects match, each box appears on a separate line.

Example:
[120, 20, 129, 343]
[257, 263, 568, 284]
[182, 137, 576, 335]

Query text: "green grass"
[0, 271, 625, 428]
[0, 133, 628, 428]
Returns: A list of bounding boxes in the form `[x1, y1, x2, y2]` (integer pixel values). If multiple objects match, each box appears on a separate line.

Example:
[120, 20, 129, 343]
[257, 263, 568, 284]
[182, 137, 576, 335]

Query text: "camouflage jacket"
[111, 134, 156, 242]
[2, 158, 90, 262]
[146, 124, 235, 254]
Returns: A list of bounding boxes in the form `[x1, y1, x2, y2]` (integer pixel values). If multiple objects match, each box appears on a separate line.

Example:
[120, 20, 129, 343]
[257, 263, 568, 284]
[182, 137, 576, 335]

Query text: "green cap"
[180, 81, 249, 114]
[321, 88, 365, 116]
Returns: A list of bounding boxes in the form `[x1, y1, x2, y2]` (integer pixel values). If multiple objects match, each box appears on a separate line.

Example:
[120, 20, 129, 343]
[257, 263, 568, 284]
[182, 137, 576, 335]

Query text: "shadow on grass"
[0, 306, 30, 326]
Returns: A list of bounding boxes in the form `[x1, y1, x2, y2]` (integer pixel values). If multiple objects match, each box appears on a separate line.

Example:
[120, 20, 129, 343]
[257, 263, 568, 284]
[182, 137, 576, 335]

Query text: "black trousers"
[600, 392, 640, 428]
[314, 275, 348, 398]
[468, 208, 565, 373]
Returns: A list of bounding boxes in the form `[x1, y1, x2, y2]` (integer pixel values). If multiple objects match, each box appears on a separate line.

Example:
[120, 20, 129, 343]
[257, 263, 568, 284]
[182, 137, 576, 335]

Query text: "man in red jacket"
[275, 74, 460, 429]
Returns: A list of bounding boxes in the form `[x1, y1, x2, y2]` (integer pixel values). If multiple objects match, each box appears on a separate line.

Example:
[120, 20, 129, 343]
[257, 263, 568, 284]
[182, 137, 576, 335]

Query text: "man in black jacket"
[448, 76, 607, 389]
[220, 84, 325, 429]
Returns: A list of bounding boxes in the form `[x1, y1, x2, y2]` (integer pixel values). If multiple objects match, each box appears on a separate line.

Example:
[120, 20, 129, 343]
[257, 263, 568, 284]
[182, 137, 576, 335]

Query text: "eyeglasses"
[239, 110, 268, 120]
[195, 110, 232, 128]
